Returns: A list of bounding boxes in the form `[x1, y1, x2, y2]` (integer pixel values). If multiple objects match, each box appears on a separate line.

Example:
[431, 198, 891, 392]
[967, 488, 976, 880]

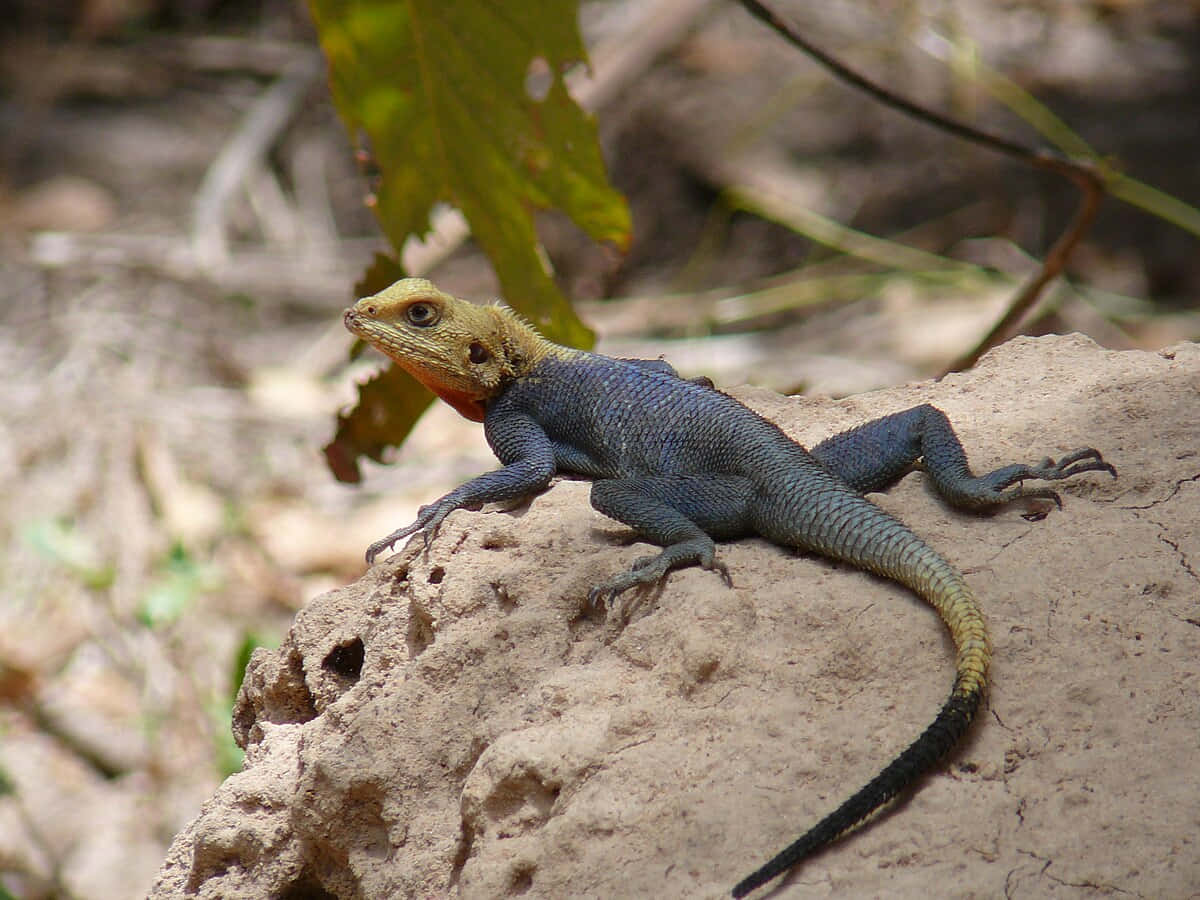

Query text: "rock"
[150, 334, 1200, 898]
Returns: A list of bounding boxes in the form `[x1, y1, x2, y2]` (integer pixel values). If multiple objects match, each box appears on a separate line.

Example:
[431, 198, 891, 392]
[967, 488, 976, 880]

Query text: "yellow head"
[344, 278, 560, 421]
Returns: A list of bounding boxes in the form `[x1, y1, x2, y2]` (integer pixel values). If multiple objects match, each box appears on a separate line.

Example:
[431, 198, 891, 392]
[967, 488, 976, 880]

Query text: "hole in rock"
[321, 637, 365, 681]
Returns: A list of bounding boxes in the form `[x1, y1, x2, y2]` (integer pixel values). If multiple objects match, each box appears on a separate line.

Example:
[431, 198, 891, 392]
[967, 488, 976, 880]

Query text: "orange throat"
[423, 380, 488, 422]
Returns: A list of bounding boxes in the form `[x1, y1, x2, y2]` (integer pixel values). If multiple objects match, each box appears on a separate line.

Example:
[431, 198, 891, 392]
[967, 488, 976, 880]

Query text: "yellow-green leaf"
[309, 0, 630, 346]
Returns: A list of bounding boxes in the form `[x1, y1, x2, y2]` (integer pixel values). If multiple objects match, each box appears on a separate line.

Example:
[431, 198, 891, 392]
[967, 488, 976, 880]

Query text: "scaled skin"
[344, 278, 1115, 897]
[344, 279, 567, 422]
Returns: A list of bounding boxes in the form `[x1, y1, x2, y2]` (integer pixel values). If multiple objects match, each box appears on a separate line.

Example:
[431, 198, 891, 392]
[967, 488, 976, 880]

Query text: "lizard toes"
[588, 579, 629, 610]
[1030, 448, 1117, 482]
[365, 538, 395, 566]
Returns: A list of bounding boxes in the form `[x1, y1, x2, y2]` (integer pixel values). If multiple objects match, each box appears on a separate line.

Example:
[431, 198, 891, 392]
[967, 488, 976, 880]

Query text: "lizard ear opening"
[468, 341, 491, 364]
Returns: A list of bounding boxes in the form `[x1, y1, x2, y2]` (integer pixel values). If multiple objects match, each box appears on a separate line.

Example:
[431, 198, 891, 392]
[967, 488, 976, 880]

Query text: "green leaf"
[138, 543, 223, 628]
[309, 0, 630, 346]
[230, 631, 277, 702]
[208, 694, 246, 778]
[22, 518, 114, 589]
[0, 764, 14, 797]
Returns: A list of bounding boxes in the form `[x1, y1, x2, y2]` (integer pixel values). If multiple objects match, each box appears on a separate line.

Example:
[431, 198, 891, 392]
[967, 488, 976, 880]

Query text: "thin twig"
[736, 0, 1045, 167]
[944, 169, 1105, 372]
[149, 36, 316, 75]
[734, 0, 1108, 371]
[31, 231, 382, 307]
[191, 51, 323, 271]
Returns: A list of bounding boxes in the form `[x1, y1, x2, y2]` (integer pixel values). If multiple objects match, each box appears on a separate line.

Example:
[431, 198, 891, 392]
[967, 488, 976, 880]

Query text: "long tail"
[735, 494, 990, 897]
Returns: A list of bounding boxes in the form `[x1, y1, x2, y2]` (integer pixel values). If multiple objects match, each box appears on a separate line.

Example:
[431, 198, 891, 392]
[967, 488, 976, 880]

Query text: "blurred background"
[0, 0, 1197, 896]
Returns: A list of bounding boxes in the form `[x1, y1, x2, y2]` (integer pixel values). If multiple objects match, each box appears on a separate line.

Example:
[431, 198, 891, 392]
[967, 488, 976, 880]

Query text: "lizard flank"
[344, 278, 1116, 896]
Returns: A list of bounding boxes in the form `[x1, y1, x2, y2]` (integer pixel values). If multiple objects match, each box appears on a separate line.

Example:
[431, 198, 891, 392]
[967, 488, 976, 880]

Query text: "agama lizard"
[343, 278, 1115, 897]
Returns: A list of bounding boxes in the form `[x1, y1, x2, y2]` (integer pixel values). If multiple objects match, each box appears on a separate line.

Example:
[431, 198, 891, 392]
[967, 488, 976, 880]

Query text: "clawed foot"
[587, 549, 732, 609]
[962, 447, 1116, 512]
[364, 502, 452, 565]
[365, 524, 420, 566]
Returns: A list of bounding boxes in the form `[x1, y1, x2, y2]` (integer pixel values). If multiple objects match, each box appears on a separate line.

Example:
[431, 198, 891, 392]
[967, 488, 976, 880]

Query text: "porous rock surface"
[151, 335, 1199, 898]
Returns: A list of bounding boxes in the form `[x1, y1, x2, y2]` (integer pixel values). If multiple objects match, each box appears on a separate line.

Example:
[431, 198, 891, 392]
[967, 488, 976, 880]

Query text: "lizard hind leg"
[810, 403, 1116, 512]
[586, 475, 751, 608]
[587, 538, 732, 609]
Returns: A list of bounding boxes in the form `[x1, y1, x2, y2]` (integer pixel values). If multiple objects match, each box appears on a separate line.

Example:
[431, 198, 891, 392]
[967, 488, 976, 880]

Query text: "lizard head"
[344, 278, 557, 422]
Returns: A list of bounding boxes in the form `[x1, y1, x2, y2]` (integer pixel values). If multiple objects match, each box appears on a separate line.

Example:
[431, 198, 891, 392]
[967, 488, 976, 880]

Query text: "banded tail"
[736, 490, 990, 897]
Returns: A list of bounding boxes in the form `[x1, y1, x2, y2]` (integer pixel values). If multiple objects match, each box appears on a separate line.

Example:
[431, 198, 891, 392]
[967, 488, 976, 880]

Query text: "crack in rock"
[1117, 471, 1200, 510]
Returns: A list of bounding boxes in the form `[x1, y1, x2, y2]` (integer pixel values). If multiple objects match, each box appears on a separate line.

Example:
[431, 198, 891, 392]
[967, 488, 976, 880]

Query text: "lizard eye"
[468, 341, 490, 364]
[406, 302, 439, 326]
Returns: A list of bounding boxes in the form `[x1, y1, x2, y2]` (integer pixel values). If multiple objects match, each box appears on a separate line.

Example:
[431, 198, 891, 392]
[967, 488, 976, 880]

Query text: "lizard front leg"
[366, 416, 556, 565]
[810, 403, 1116, 512]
